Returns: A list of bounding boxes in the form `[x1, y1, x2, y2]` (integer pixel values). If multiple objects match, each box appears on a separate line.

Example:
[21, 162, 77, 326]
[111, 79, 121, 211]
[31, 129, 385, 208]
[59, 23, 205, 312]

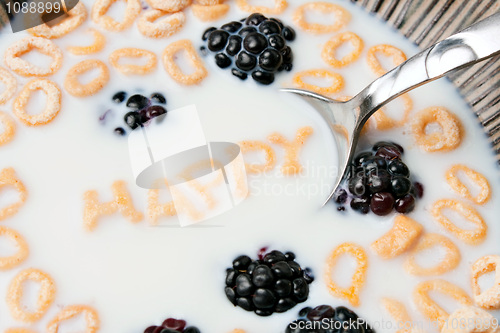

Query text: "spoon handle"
[357, 11, 500, 122]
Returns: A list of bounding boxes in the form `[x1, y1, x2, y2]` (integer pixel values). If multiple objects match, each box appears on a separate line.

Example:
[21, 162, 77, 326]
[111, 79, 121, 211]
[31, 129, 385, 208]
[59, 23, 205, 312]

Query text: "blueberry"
[259, 19, 281, 35]
[367, 169, 391, 193]
[413, 181, 424, 198]
[350, 196, 370, 214]
[124, 111, 142, 129]
[225, 286, 237, 305]
[299, 307, 312, 317]
[370, 192, 394, 216]
[160, 329, 178, 333]
[276, 297, 297, 313]
[233, 255, 252, 270]
[221, 21, 242, 32]
[184, 328, 201, 333]
[253, 288, 276, 309]
[114, 127, 126, 136]
[202, 27, 216, 41]
[162, 318, 186, 331]
[226, 35, 242, 56]
[391, 176, 412, 197]
[263, 250, 287, 264]
[207, 29, 229, 51]
[302, 267, 314, 283]
[252, 70, 275, 85]
[268, 34, 286, 50]
[348, 175, 366, 197]
[275, 279, 292, 297]
[388, 160, 410, 177]
[307, 305, 336, 321]
[226, 268, 237, 287]
[288, 261, 302, 277]
[144, 326, 156, 333]
[373, 141, 404, 154]
[245, 13, 266, 26]
[255, 309, 274, 316]
[112, 91, 126, 103]
[252, 265, 274, 287]
[282, 26, 296, 41]
[362, 156, 387, 173]
[272, 261, 293, 279]
[395, 194, 416, 214]
[126, 94, 149, 110]
[281, 46, 293, 64]
[284, 251, 295, 261]
[292, 278, 309, 301]
[286, 320, 308, 333]
[247, 260, 260, 274]
[243, 32, 268, 54]
[376, 145, 402, 160]
[237, 296, 254, 311]
[259, 48, 283, 71]
[144, 105, 167, 120]
[354, 151, 373, 166]
[232, 68, 248, 80]
[333, 188, 348, 204]
[238, 26, 257, 37]
[235, 273, 254, 296]
[235, 51, 257, 71]
[269, 17, 284, 29]
[215, 53, 232, 68]
[150, 92, 166, 104]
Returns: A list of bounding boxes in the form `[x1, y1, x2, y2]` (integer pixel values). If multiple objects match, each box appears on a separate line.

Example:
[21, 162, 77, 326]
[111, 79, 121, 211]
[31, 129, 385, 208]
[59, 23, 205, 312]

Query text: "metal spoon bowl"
[281, 11, 500, 206]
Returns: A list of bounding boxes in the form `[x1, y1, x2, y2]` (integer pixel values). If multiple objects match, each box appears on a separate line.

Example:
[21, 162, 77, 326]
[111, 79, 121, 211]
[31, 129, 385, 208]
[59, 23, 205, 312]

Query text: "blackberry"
[144, 318, 200, 333]
[333, 141, 423, 216]
[225, 249, 313, 316]
[201, 13, 295, 85]
[101, 91, 168, 136]
[285, 305, 375, 333]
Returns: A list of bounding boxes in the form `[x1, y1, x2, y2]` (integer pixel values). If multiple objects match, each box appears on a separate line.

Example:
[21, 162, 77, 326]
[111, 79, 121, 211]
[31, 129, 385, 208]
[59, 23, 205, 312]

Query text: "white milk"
[0, 1, 498, 332]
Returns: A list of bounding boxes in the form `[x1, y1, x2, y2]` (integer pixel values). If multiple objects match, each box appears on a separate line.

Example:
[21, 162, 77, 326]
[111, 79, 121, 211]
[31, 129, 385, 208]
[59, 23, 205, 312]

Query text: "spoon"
[281, 11, 500, 206]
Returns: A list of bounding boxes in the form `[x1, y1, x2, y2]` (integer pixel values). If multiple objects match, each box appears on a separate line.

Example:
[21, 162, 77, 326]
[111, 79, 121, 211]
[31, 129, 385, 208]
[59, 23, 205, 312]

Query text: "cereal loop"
[0, 111, 16, 146]
[372, 94, 413, 130]
[162, 40, 208, 85]
[91, 0, 141, 31]
[268, 126, 313, 175]
[371, 215, 423, 259]
[7, 268, 56, 323]
[109, 48, 157, 75]
[293, 2, 350, 34]
[196, 0, 221, 4]
[405, 233, 460, 276]
[5, 329, 38, 333]
[83, 180, 143, 231]
[64, 59, 110, 97]
[292, 69, 344, 95]
[46, 305, 100, 333]
[137, 10, 185, 38]
[0, 226, 29, 270]
[236, 0, 287, 14]
[4, 37, 63, 77]
[446, 164, 491, 205]
[442, 306, 500, 333]
[431, 199, 486, 245]
[413, 279, 472, 330]
[325, 242, 368, 307]
[191, 4, 230, 21]
[411, 106, 463, 152]
[0, 66, 17, 104]
[28, 2, 87, 39]
[0, 168, 28, 221]
[13, 79, 61, 126]
[322, 32, 364, 68]
[471, 255, 500, 310]
[147, 189, 176, 225]
[67, 28, 106, 55]
[367, 44, 407, 76]
[239, 140, 276, 174]
[145, 0, 191, 12]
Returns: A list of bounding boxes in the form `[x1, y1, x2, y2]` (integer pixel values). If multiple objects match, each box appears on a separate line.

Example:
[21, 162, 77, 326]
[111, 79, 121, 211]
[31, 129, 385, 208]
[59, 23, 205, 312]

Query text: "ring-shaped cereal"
[109, 48, 157, 75]
[236, 0, 287, 14]
[325, 242, 368, 307]
[13, 79, 61, 126]
[91, 0, 141, 32]
[410, 106, 463, 152]
[431, 199, 486, 245]
[371, 215, 423, 259]
[0, 111, 16, 146]
[442, 306, 500, 333]
[372, 94, 413, 130]
[191, 4, 230, 21]
[145, 0, 190, 12]
[46, 305, 100, 333]
[4, 37, 63, 77]
[367, 44, 407, 76]
[28, 2, 87, 39]
[64, 59, 110, 97]
[0, 226, 29, 270]
[162, 40, 208, 85]
[0, 168, 27, 221]
[196, 0, 221, 4]
[137, 10, 186, 38]
[471, 255, 500, 310]
[239, 140, 277, 174]
[293, 2, 350, 34]
[405, 233, 460, 276]
[321, 32, 364, 68]
[0, 66, 17, 104]
[67, 28, 106, 55]
[292, 69, 344, 95]
[381, 298, 412, 331]
[446, 164, 491, 205]
[7, 268, 56, 323]
[413, 279, 472, 330]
